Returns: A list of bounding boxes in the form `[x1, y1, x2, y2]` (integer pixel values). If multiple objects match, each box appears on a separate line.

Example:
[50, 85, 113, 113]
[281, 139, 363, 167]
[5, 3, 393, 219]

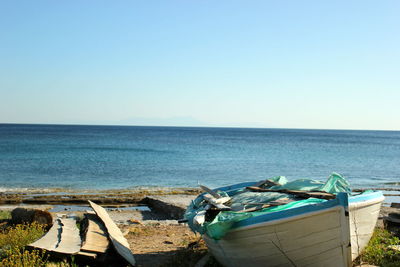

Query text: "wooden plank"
[54, 217, 81, 254]
[89, 200, 136, 266]
[246, 186, 336, 200]
[77, 251, 98, 259]
[199, 185, 220, 199]
[81, 213, 110, 253]
[29, 218, 61, 250]
[30, 217, 81, 255]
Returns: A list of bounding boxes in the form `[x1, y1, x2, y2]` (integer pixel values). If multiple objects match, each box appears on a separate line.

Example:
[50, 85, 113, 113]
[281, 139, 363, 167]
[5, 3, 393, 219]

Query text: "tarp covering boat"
[186, 173, 358, 239]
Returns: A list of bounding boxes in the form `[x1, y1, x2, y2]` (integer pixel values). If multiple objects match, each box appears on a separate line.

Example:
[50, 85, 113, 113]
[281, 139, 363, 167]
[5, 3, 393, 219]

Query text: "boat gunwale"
[348, 192, 384, 205]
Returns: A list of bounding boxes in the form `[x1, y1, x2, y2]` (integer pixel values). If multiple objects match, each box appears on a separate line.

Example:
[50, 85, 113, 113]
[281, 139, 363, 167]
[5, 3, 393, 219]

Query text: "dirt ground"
[0, 201, 209, 267]
[121, 223, 207, 267]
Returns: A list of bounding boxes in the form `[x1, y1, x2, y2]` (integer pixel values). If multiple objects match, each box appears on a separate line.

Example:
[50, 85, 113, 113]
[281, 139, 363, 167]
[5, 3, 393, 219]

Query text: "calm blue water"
[0, 124, 399, 191]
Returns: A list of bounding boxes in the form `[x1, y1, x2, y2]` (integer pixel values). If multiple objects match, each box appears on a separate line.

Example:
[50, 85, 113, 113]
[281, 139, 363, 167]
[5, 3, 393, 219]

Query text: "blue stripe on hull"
[349, 191, 384, 203]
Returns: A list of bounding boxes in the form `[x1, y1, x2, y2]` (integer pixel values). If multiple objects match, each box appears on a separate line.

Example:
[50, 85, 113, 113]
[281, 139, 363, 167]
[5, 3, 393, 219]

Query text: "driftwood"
[54, 217, 81, 254]
[199, 185, 221, 199]
[89, 200, 136, 266]
[245, 186, 336, 200]
[29, 217, 81, 254]
[26, 202, 138, 265]
[29, 218, 61, 251]
[80, 213, 110, 255]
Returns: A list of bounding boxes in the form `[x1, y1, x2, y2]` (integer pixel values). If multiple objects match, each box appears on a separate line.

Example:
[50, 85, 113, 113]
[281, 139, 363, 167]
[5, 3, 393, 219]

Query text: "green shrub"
[1, 248, 47, 267]
[358, 228, 400, 267]
[0, 223, 45, 254]
[0, 210, 11, 220]
[0, 223, 47, 266]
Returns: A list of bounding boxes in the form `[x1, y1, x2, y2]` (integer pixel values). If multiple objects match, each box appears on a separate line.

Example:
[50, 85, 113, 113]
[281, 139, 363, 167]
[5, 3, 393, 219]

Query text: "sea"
[0, 124, 399, 191]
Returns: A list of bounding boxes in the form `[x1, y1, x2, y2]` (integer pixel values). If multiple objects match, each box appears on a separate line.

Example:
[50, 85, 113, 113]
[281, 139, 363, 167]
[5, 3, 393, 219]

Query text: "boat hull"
[203, 194, 352, 267]
[348, 192, 384, 260]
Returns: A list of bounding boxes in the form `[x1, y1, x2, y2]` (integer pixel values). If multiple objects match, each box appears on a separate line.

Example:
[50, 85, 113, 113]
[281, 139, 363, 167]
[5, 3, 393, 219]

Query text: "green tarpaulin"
[185, 172, 352, 239]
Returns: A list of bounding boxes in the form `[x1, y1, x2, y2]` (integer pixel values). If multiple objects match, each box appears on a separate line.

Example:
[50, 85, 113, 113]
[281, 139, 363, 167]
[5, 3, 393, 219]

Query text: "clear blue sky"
[1, 1, 399, 130]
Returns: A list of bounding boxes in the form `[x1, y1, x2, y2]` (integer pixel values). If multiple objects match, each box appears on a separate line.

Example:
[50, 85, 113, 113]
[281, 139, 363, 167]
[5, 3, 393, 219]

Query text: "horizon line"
[1, 122, 399, 132]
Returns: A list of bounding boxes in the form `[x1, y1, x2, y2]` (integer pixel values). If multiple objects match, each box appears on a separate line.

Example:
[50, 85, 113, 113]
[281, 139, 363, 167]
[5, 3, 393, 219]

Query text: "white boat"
[348, 192, 385, 260]
[186, 181, 384, 267]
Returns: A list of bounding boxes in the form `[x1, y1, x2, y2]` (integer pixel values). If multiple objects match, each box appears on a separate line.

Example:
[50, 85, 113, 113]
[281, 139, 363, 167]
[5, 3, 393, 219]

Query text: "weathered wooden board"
[29, 218, 61, 250]
[80, 213, 110, 253]
[29, 217, 81, 254]
[77, 251, 98, 259]
[54, 218, 81, 254]
[246, 186, 336, 200]
[199, 185, 220, 199]
[89, 200, 136, 266]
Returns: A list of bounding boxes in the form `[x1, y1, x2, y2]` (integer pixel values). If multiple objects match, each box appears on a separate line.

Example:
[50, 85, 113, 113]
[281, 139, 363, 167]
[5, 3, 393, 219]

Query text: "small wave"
[69, 146, 174, 154]
[0, 187, 30, 193]
[384, 182, 400, 186]
[0, 186, 77, 194]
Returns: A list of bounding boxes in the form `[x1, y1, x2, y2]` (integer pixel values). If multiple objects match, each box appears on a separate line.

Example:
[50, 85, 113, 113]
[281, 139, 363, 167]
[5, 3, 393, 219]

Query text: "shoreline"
[0, 187, 201, 206]
[1, 186, 399, 206]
